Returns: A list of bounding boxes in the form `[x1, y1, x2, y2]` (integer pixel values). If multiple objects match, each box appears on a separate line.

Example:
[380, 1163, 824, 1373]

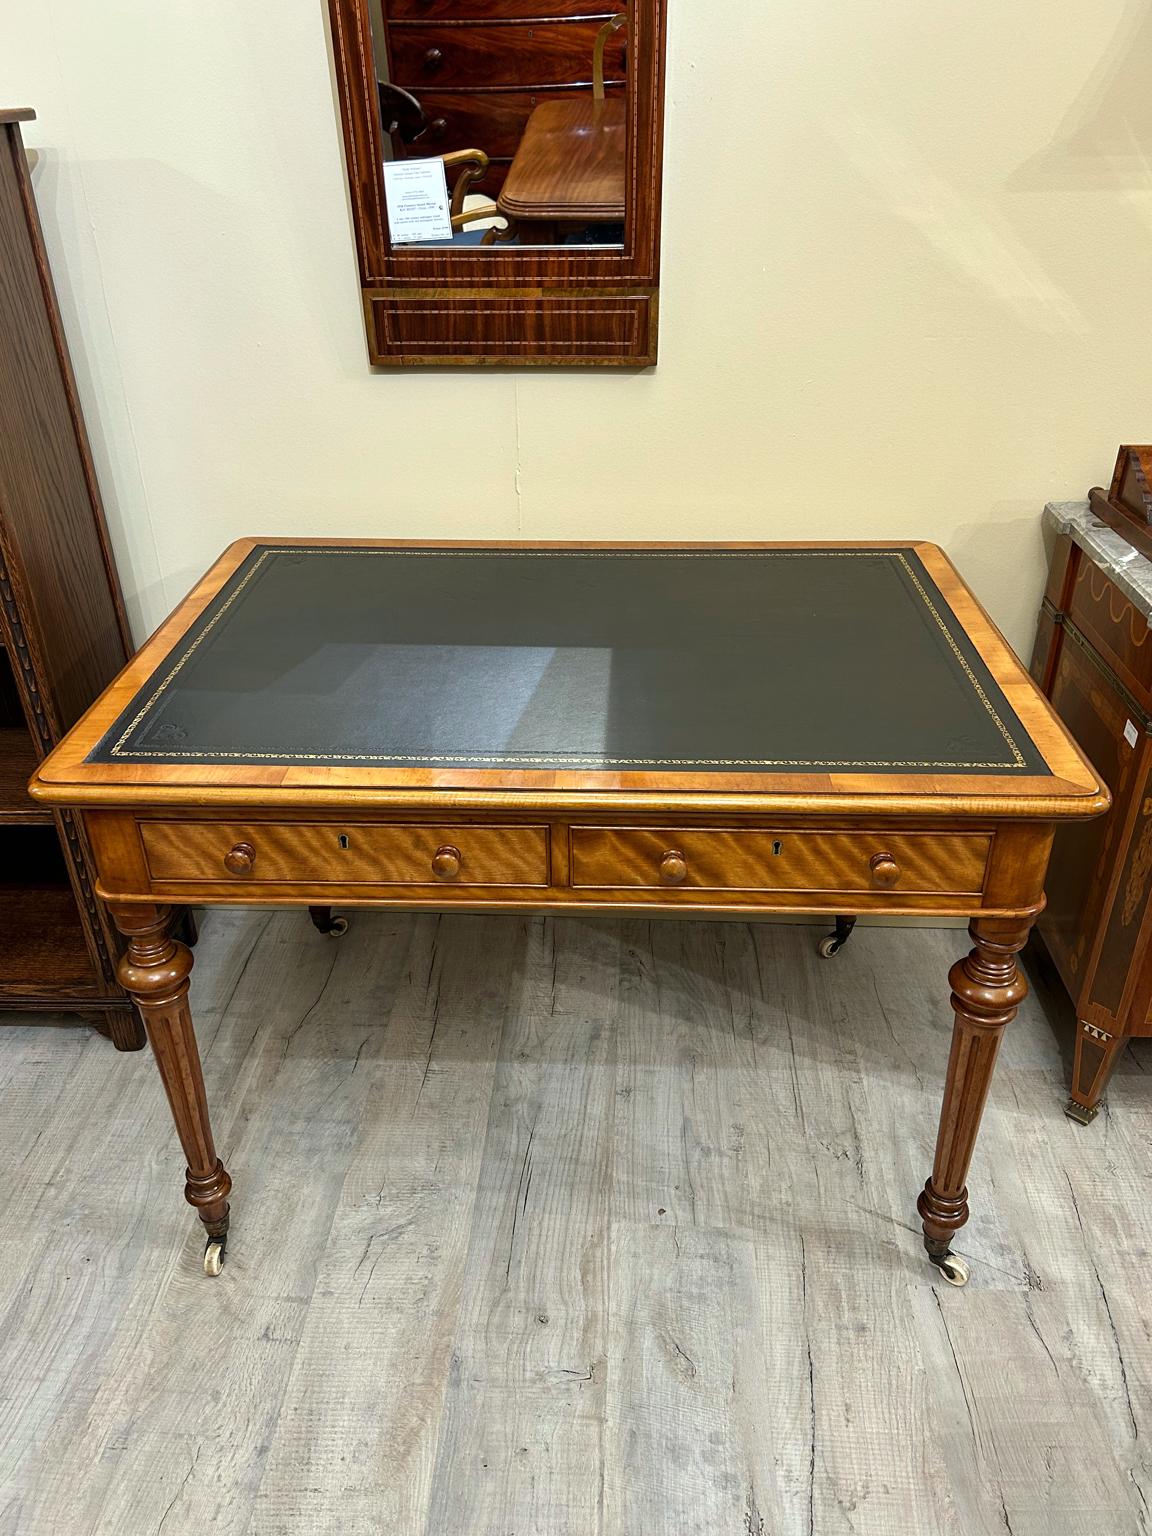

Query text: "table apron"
[83, 812, 1056, 921]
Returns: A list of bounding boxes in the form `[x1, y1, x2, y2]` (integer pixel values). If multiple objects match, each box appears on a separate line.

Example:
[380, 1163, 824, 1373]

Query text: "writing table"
[30, 540, 1108, 1282]
[497, 97, 627, 243]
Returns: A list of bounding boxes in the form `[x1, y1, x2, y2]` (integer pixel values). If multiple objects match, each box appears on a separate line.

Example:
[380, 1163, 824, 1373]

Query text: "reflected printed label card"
[382, 158, 452, 244]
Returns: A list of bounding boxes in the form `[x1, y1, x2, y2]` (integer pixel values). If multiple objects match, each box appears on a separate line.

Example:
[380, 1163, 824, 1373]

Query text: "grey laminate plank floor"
[2, 909, 1151, 1536]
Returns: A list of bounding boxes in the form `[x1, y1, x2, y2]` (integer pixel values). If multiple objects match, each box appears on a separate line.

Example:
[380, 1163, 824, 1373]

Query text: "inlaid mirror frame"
[327, 0, 666, 366]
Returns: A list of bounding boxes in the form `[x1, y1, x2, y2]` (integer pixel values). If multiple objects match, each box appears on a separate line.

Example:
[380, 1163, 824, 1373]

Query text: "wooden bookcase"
[0, 107, 143, 1049]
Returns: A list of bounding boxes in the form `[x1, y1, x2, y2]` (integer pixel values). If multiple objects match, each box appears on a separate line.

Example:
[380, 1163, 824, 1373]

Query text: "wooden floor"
[2, 910, 1151, 1536]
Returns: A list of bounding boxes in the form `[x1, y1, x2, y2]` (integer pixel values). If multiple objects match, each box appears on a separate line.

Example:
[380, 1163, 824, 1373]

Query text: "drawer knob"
[224, 842, 256, 877]
[423, 47, 443, 70]
[432, 844, 462, 880]
[869, 852, 900, 888]
[659, 849, 688, 885]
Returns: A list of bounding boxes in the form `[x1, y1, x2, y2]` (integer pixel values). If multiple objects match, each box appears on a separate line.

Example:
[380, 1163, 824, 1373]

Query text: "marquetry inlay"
[1081, 1022, 1114, 1043]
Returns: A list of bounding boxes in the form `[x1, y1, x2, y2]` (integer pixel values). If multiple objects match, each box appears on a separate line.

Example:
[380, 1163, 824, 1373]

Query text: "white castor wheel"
[931, 1251, 969, 1287]
[818, 917, 856, 958]
[309, 906, 348, 937]
[203, 1239, 225, 1277]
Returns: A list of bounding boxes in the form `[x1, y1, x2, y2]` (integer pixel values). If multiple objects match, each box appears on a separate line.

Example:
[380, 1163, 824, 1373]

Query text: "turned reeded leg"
[112, 903, 232, 1273]
[917, 916, 1032, 1286]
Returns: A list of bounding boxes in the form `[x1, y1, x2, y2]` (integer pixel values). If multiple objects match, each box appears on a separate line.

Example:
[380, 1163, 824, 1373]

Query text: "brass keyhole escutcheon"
[771, 840, 783, 856]
[338, 834, 350, 850]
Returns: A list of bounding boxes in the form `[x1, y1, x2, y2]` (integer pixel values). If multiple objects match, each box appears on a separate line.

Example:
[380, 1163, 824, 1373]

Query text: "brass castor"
[930, 1251, 969, 1287]
[327, 916, 349, 937]
[1064, 1097, 1099, 1126]
[818, 915, 856, 958]
[203, 1238, 226, 1277]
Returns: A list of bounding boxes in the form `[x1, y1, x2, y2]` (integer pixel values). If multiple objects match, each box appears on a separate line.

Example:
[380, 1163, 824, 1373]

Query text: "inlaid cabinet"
[1030, 501, 1152, 1120]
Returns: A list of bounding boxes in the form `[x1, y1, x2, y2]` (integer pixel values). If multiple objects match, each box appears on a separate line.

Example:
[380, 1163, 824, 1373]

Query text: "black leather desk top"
[89, 546, 1048, 776]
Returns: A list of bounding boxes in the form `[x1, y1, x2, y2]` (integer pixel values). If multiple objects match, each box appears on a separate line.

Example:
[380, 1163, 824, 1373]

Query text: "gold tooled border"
[101, 549, 1030, 771]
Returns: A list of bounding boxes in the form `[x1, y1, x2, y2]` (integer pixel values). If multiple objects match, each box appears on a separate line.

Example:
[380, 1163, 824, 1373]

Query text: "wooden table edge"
[28, 775, 1109, 820]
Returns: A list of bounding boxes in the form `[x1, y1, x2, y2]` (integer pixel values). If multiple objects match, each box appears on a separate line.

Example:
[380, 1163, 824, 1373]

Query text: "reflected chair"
[377, 82, 511, 243]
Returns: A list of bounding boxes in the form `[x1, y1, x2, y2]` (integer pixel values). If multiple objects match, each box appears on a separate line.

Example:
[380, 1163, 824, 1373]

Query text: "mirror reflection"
[367, 1, 628, 250]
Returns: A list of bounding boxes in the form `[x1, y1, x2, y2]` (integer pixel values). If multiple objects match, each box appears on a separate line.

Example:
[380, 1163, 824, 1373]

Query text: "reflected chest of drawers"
[377, 0, 627, 195]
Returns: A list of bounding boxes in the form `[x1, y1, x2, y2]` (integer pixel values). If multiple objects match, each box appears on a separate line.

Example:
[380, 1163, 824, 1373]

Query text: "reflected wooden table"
[30, 540, 1107, 1284]
[498, 98, 626, 245]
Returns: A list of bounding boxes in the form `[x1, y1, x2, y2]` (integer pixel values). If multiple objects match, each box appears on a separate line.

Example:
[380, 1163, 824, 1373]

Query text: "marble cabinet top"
[1045, 500, 1152, 622]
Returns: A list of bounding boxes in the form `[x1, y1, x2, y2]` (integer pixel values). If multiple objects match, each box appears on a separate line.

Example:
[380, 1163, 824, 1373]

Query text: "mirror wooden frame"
[327, 0, 666, 366]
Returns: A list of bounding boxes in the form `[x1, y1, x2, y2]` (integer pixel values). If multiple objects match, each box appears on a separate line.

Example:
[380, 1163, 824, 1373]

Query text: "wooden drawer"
[389, 0, 616, 18]
[569, 828, 992, 895]
[411, 88, 606, 160]
[390, 21, 626, 89]
[140, 821, 550, 888]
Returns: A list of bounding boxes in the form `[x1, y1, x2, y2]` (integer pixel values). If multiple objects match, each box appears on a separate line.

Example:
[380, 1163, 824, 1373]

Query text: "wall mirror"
[328, 0, 666, 365]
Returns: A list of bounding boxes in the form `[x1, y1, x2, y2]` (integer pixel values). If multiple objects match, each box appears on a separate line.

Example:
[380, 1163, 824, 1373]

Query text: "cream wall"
[3, 1, 1151, 653]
